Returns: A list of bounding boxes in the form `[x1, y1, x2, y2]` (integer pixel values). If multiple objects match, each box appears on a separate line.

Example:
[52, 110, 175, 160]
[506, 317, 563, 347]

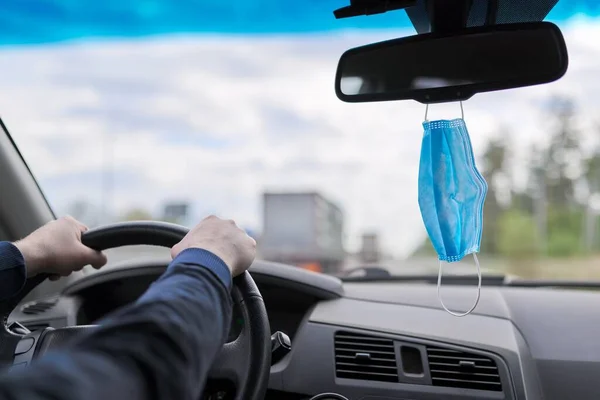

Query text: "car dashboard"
[9, 258, 600, 400]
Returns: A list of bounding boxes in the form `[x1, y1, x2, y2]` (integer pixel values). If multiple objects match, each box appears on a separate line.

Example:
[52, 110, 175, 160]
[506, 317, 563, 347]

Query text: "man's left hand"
[14, 216, 107, 279]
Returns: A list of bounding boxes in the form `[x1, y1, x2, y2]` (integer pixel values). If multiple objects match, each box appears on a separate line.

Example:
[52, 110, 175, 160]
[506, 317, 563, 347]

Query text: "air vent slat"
[335, 336, 393, 345]
[433, 376, 502, 383]
[428, 355, 495, 363]
[20, 297, 58, 315]
[431, 370, 501, 380]
[432, 377, 503, 390]
[335, 340, 394, 349]
[427, 346, 502, 392]
[336, 370, 399, 378]
[335, 334, 391, 341]
[428, 361, 497, 370]
[335, 331, 399, 383]
[336, 355, 394, 363]
[337, 362, 398, 370]
[431, 368, 498, 377]
[336, 348, 396, 357]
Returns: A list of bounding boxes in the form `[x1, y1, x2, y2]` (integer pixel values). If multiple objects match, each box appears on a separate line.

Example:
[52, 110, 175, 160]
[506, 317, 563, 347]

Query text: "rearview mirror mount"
[335, 22, 568, 104]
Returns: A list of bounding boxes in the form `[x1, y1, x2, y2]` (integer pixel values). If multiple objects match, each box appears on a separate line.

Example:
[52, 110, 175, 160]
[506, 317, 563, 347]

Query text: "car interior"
[1, 0, 599, 400]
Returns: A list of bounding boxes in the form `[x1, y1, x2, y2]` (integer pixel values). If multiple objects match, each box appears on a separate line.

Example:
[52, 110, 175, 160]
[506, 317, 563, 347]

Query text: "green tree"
[584, 148, 600, 194]
[480, 136, 509, 254]
[515, 96, 584, 256]
[546, 231, 583, 258]
[497, 210, 539, 259]
[582, 145, 600, 251]
[121, 208, 153, 221]
[546, 207, 585, 257]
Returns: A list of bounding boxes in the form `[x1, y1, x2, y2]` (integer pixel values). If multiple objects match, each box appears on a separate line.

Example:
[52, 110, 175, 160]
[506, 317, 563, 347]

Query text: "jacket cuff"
[171, 248, 232, 290]
[0, 242, 26, 300]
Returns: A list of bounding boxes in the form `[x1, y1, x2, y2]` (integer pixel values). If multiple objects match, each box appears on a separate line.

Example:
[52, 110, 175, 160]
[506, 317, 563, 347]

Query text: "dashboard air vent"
[334, 331, 398, 383]
[427, 347, 502, 392]
[20, 297, 58, 315]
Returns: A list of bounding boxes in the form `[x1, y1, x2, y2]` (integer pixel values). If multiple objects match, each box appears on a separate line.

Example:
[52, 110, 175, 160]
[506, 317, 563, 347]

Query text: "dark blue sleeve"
[0, 248, 233, 400]
[0, 242, 27, 301]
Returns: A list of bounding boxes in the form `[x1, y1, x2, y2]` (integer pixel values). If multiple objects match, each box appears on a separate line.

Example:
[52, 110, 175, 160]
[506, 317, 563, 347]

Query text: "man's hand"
[14, 216, 107, 279]
[171, 215, 256, 277]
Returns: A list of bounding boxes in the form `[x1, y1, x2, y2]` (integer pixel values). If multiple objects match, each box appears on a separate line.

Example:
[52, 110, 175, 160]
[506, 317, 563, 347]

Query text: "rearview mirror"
[335, 22, 568, 104]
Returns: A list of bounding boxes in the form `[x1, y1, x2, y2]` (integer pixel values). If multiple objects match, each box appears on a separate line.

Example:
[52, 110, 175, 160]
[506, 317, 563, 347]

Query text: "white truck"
[258, 192, 345, 273]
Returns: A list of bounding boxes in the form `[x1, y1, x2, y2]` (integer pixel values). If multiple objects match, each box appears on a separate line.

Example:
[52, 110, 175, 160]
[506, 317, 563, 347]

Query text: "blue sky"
[0, 0, 599, 44]
[3, 1, 600, 259]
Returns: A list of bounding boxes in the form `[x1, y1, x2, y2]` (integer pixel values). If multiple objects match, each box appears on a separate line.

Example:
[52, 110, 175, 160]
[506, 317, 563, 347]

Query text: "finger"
[79, 245, 108, 269]
[73, 219, 89, 233]
[170, 243, 181, 260]
[90, 251, 108, 269]
[72, 263, 85, 272]
[66, 216, 88, 238]
[246, 234, 257, 247]
[64, 215, 84, 231]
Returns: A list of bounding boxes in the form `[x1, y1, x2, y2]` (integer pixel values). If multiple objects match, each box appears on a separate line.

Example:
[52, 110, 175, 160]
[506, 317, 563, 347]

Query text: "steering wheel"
[0, 221, 271, 400]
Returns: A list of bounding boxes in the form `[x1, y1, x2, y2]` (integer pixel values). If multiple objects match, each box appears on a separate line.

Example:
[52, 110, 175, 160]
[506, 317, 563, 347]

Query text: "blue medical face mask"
[418, 105, 488, 316]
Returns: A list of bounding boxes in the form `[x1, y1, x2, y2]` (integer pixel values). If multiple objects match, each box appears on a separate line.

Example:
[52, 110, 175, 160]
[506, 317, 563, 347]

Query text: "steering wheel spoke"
[209, 339, 251, 386]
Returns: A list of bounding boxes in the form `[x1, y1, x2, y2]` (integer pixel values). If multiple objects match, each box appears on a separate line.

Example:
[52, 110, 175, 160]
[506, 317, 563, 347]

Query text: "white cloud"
[0, 21, 599, 258]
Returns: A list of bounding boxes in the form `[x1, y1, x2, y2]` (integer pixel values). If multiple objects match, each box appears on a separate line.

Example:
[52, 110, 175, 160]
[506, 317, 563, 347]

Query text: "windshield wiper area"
[339, 270, 508, 286]
[339, 269, 600, 289]
[504, 279, 600, 289]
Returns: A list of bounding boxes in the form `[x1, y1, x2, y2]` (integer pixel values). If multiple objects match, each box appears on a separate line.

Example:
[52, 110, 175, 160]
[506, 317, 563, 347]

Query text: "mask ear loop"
[424, 101, 464, 122]
[437, 253, 481, 317]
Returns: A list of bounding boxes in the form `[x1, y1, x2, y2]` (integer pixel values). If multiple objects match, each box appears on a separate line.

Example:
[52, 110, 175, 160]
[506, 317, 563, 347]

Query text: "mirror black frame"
[335, 22, 569, 104]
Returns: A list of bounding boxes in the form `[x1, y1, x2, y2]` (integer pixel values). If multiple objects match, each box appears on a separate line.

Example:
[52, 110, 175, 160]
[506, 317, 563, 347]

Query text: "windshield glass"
[2, 1, 599, 280]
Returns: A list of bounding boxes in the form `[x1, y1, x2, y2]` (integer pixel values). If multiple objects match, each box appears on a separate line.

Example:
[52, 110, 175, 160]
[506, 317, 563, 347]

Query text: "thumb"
[78, 244, 108, 269]
[171, 242, 182, 260]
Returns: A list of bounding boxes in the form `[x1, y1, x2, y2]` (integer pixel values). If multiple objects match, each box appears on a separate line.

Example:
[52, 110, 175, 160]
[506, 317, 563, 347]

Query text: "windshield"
[2, 1, 599, 280]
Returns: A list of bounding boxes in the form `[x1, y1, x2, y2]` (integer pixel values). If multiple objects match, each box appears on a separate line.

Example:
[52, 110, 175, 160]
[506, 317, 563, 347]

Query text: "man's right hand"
[171, 215, 256, 277]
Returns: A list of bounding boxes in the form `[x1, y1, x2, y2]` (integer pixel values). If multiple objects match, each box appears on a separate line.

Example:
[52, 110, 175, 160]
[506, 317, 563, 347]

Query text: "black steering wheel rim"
[0, 221, 271, 400]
